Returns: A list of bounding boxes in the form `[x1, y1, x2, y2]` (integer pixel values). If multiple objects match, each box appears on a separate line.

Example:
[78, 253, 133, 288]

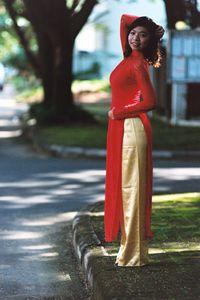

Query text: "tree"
[3, 0, 200, 123]
[163, 0, 200, 29]
[0, 2, 27, 70]
[3, 0, 98, 123]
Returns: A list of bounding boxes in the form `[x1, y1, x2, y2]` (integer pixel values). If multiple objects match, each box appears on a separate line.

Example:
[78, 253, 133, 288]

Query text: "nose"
[133, 33, 139, 41]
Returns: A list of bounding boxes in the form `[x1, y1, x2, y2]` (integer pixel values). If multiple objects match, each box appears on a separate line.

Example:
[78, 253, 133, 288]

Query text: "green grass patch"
[38, 104, 200, 151]
[38, 102, 108, 148]
[72, 78, 110, 93]
[39, 123, 108, 148]
[91, 193, 200, 257]
[151, 193, 200, 245]
[152, 117, 200, 151]
[16, 86, 43, 103]
[11, 75, 43, 103]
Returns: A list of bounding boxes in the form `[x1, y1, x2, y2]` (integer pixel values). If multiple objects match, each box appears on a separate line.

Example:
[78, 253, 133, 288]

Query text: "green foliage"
[72, 78, 110, 93]
[11, 74, 40, 91]
[4, 48, 31, 72]
[29, 103, 97, 125]
[11, 74, 42, 103]
[0, 7, 19, 62]
[0, 0, 37, 71]
[0, 2, 36, 73]
[12, 0, 25, 13]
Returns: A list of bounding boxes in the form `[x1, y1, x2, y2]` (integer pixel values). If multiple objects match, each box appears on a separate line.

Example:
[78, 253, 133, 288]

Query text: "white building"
[73, 0, 166, 78]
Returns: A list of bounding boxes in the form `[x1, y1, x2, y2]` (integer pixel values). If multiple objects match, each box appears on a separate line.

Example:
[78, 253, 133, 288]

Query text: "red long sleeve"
[113, 56, 157, 120]
[120, 14, 139, 53]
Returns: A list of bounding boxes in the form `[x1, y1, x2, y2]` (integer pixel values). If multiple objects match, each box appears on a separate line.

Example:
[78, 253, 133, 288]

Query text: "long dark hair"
[124, 16, 163, 68]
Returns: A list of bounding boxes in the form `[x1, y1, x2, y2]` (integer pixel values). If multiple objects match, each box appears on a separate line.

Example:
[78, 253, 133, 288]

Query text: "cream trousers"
[116, 118, 149, 267]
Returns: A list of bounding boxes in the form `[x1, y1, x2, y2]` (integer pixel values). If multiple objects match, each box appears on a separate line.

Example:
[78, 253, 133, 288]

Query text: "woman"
[104, 14, 164, 267]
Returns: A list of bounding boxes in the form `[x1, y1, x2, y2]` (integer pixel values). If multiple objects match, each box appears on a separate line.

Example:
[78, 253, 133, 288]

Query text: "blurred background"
[0, 2, 200, 299]
[0, 0, 200, 151]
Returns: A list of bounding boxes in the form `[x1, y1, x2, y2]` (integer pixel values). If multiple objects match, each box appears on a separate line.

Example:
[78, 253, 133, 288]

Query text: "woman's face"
[128, 26, 150, 52]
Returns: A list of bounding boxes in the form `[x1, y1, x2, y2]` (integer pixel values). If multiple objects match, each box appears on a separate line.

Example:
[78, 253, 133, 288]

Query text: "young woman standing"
[104, 14, 164, 266]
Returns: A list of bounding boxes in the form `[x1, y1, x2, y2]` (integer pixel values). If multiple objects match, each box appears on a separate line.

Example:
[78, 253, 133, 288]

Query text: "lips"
[131, 42, 140, 48]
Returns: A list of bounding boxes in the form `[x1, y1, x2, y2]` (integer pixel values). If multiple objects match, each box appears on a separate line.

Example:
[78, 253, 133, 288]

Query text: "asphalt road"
[0, 85, 199, 299]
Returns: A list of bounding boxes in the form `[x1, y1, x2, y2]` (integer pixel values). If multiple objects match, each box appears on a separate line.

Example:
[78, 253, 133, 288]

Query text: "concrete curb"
[72, 205, 116, 300]
[42, 143, 106, 159]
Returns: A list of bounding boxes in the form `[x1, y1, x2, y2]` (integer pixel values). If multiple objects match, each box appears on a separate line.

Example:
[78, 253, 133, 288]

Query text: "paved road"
[0, 86, 95, 299]
[153, 159, 200, 194]
[0, 85, 199, 299]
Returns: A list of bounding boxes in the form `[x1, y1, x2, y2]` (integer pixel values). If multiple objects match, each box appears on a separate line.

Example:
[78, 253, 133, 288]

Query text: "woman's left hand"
[108, 108, 115, 119]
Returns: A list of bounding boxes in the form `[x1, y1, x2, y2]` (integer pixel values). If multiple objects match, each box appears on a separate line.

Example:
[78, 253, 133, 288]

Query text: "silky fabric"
[116, 118, 149, 266]
[104, 14, 157, 242]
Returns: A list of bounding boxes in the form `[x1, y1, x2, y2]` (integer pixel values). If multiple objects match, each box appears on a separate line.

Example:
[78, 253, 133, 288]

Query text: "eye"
[140, 33, 149, 38]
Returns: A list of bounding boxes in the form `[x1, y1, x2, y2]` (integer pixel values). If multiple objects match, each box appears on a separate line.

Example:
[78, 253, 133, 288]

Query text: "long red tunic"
[104, 14, 157, 242]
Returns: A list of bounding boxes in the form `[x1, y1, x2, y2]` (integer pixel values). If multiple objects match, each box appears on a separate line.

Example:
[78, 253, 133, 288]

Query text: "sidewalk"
[72, 201, 200, 300]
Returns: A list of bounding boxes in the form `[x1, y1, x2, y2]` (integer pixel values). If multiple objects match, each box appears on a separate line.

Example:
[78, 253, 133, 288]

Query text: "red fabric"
[104, 14, 157, 242]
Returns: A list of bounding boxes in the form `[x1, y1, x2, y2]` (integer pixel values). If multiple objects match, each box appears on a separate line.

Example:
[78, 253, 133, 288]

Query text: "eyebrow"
[130, 29, 148, 33]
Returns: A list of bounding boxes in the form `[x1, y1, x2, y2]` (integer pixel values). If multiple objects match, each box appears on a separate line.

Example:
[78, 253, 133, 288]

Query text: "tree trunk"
[36, 32, 74, 117]
[37, 32, 54, 108]
[23, 0, 75, 118]
[51, 39, 74, 114]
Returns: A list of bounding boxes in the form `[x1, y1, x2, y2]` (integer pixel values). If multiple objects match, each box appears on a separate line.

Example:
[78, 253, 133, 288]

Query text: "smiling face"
[128, 26, 150, 52]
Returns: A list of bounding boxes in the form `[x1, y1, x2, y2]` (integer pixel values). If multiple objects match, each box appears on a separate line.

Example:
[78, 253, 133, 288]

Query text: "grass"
[38, 102, 108, 148]
[11, 75, 43, 103]
[39, 123, 107, 148]
[152, 117, 200, 151]
[90, 193, 200, 257]
[38, 103, 200, 151]
[16, 86, 43, 103]
[151, 193, 200, 245]
[72, 78, 110, 93]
